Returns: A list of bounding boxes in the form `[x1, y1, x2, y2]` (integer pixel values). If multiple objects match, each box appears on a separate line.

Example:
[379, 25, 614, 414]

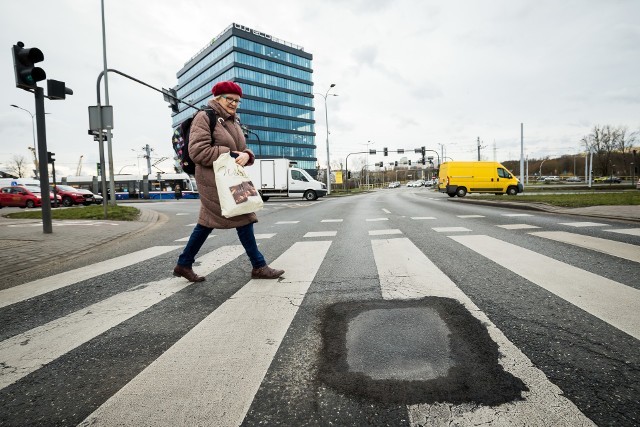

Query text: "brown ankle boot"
[251, 265, 285, 279]
[173, 265, 205, 282]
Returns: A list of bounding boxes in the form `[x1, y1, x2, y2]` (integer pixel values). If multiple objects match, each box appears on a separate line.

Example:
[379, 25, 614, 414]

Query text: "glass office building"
[173, 23, 316, 174]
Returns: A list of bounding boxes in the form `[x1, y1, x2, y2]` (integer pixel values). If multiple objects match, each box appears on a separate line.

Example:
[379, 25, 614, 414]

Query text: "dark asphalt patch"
[318, 297, 528, 405]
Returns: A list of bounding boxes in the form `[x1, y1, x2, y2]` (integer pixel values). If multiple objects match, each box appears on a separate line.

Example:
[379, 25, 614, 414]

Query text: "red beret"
[212, 81, 242, 97]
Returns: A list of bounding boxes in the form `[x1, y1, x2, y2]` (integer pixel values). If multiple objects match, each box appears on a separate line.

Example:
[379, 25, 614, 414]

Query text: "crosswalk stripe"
[501, 213, 533, 217]
[255, 233, 276, 239]
[605, 228, 640, 237]
[457, 215, 485, 218]
[559, 221, 607, 227]
[530, 231, 640, 263]
[370, 237, 593, 426]
[369, 229, 402, 236]
[432, 227, 471, 232]
[411, 216, 436, 220]
[276, 221, 299, 224]
[304, 231, 337, 237]
[80, 240, 332, 427]
[321, 219, 343, 223]
[0, 246, 181, 309]
[497, 224, 540, 229]
[0, 245, 246, 391]
[450, 235, 640, 340]
[175, 235, 215, 242]
[366, 218, 389, 222]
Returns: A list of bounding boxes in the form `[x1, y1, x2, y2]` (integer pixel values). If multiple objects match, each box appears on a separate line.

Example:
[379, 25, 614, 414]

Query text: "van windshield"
[497, 168, 511, 179]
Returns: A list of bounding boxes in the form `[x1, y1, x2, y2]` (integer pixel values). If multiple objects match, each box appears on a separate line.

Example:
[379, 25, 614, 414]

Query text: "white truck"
[245, 159, 327, 201]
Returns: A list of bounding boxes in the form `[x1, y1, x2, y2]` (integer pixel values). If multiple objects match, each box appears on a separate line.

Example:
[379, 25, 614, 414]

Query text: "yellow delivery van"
[438, 161, 523, 197]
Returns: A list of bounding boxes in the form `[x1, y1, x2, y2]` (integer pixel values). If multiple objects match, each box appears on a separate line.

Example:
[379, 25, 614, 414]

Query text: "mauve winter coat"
[189, 99, 257, 229]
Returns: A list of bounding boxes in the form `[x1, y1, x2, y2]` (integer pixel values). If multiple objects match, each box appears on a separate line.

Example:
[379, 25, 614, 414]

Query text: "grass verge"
[3, 205, 140, 221]
[471, 192, 640, 208]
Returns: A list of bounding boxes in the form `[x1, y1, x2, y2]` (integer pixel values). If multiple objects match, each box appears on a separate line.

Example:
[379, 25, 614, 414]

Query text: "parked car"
[566, 176, 582, 182]
[388, 181, 400, 188]
[595, 176, 622, 183]
[52, 184, 98, 207]
[0, 185, 42, 208]
[544, 176, 560, 182]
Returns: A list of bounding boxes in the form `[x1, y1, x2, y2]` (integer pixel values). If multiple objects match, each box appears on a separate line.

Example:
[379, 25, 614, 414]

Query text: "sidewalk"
[0, 207, 162, 277]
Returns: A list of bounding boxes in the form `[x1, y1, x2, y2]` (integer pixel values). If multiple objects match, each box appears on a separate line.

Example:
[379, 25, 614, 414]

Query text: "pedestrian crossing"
[1, 212, 638, 426]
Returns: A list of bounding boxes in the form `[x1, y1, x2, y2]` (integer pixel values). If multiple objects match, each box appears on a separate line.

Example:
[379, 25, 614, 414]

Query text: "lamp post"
[314, 84, 337, 195]
[10, 104, 38, 178]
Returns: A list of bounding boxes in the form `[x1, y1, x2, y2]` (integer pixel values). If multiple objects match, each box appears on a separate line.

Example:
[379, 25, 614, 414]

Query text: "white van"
[0, 178, 40, 189]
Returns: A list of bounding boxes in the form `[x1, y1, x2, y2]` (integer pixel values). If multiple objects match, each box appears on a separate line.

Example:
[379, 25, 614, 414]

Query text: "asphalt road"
[0, 189, 638, 426]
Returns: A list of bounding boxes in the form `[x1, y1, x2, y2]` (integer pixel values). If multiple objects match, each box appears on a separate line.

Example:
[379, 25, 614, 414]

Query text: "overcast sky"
[1, 0, 638, 177]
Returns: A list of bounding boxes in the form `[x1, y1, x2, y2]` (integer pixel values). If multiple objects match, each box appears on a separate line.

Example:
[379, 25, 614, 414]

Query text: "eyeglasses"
[221, 95, 242, 105]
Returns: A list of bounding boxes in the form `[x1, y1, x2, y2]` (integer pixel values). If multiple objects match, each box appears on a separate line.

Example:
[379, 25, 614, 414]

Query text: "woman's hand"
[233, 151, 250, 166]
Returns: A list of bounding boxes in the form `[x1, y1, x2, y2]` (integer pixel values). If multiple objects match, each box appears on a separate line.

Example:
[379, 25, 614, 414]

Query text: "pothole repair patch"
[318, 297, 528, 405]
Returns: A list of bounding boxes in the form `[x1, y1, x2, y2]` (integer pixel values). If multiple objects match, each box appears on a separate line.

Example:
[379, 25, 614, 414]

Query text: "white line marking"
[457, 215, 485, 218]
[366, 218, 389, 222]
[501, 213, 533, 217]
[304, 231, 337, 238]
[176, 213, 190, 216]
[321, 219, 343, 223]
[0, 246, 245, 391]
[432, 227, 471, 233]
[275, 221, 299, 224]
[559, 222, 608, 227]
[370, 238, 594, 426]
[450, 235, 640, 340]
[497, 224, 541, 230]
[174, 235, 215, 242]
[186, 223, 197, 227]
[530, 231, 640, 263]
[0, 246, 181, 309]
[368, 229, 402, 236]
[255, 233, 276, 239]
[411, 217, 436, 220]
[605, 228, 640, 237]
[382, 208, 391, 214]
[371, 238, 594, 426]
[80, 241, 332, 427]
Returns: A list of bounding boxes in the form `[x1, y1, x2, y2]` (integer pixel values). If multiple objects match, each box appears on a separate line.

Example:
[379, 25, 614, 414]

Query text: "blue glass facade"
[174, 24, 316, 174]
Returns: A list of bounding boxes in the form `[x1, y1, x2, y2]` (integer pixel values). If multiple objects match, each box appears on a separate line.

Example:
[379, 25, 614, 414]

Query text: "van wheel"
[26, 200, 35, 208]
[456, 187, 467, 197]
[62, 196, 74, 207]
[506, 186, 518, 196]
[447, 192, 456, 197]
[303, 190, 317, 201]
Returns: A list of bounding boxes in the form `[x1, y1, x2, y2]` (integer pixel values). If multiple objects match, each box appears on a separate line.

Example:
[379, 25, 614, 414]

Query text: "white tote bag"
[213, 152, 263, 218]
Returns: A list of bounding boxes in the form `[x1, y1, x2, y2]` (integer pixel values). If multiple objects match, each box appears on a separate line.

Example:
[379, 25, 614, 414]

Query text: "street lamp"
[314, 84, 337, 194]
[10, 104, 38, 178]
[118, 164, 136, 174]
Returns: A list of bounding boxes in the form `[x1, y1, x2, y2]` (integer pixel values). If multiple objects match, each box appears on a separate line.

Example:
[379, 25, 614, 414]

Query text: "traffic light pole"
[35, 87, 52, 233]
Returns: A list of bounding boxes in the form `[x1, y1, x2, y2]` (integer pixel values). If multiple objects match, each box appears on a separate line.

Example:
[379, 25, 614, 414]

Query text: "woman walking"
[173, 81, 284, 282]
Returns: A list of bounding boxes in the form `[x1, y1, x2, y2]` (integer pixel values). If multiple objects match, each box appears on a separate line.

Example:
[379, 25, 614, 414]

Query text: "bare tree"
[581, 125, 617, 175]
[7, 155, 28, 178]
[615, 127, 638, 176]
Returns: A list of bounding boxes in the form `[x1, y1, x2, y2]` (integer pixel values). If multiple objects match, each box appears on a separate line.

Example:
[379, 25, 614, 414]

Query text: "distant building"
[173, 23, 316, 175]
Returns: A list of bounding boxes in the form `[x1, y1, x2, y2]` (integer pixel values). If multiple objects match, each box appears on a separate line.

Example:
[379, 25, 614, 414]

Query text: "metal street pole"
[101, 0, 116, 206]
[10, 104, 38, 178]
[34, 87, 52, 233]
[314, 84, 336, 195]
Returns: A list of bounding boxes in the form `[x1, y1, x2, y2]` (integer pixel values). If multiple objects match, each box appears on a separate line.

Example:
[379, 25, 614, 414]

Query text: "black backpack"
[172, 109, 217, 175]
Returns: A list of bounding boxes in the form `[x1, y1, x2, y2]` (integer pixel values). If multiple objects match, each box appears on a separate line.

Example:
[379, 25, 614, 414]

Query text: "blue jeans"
[177, 223, 266, 269]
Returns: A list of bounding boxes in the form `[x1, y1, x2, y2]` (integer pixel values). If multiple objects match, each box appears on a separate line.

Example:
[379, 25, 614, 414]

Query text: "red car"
[0, 185, 43, 208]
[51, 184, 97, 207]
[0, 185, 61, 209]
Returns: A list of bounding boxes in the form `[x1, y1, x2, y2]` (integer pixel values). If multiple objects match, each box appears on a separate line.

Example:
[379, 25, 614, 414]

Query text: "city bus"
[61, 173, 198, 200]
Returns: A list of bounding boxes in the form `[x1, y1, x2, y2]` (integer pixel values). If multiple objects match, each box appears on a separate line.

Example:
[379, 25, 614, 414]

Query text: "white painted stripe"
[501, 213, 533, 217]
[176, 213, 190, 216]
[80, 241, 332, 427]
[275, 221, 299, 224]
[369, 229, 402, 236]
[432, 227, 471, 233]
[0, 246, 181, 309]
[370, 238, 594, 426]
[321, 219, 343, 223]
[0, 246, 245, 391]
[366, 218, 389, 222]
[497, 224, 541, 230]
[457, 215, 485, 218]
[605, 228, 640, 237]
[174, 235, 215, 242]
[559, 222, 608, 227]
[411, 216, 436, 220]
[186, 223, 197, 226]
[530, 231, 640, 263]
[255, 233, 276, 239]
[382, 208, 391, 214]
[451, 235, 640, 340]
[304, 231, 337, 238]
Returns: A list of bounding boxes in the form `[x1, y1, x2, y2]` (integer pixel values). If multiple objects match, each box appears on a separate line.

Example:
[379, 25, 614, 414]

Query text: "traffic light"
[12, 41, 46, 90]
[347, 171, 351, 179]
[394, 161, 398, 167]
[47, 79, 73, 100]
[163, 88, 180, 113]
[408, 160, 411, 166]
[383, 147, 388, 156]
[47, 152, 55, 164]
[421, 146, 426, 157]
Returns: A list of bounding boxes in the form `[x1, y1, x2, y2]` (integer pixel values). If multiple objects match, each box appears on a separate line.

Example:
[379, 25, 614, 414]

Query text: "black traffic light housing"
[47, 79, 73, 100]
[383, 147, 388, 156]
[394, 161, 398, 167]
[163, 88, 180, 113]
[12, 41, 46, 90]
[47, 152, 55, 164]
